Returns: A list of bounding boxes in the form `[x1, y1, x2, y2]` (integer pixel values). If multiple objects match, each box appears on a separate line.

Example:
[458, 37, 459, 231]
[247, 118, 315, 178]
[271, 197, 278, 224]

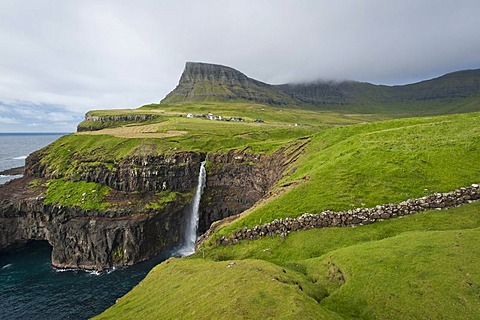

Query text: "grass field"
[214, 112, 480, 239]
[97, 202, 480, 319]
[36, 101, 384, 182]
[93, 107, 480, 319]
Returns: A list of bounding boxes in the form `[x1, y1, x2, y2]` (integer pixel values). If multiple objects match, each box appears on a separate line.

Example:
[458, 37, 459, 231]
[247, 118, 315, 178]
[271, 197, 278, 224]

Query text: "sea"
[0, 133, 172, 319]
[0, 133, 65, 185]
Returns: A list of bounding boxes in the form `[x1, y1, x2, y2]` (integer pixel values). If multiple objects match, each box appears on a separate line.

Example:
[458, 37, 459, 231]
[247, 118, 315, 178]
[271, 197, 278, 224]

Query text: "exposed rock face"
[0, 186, 189, 271]
[84, 115, 157, 122]
[0, 166, 23, 175]
[1, 151, 206, 271]
[1, 142, 303, 270]
[26, 152, 204, 193]
[77, 114, 160, 132]
[198, 147, 294, 233]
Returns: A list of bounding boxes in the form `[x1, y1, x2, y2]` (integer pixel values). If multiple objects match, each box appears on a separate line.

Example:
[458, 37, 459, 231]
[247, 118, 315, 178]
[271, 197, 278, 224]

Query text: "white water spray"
[178, 161, 206, 256]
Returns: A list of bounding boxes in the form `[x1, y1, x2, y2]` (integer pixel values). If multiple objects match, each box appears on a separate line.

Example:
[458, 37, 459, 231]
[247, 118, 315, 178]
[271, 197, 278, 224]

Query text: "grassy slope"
[97, 203, 480, 319]
[38, 102, 379, 180]
[97, 111, 480, 319]
[38, 102, 377, 211]
[96, 258, 341, 320]
[215, 112, 480, 238]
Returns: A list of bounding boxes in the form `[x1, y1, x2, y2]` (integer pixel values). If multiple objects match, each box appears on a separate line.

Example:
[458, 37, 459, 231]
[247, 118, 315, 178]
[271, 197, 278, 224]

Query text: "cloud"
[0, 116, 19, 124]
[0, 0, 479, 132]
[0, 101, 82, 132]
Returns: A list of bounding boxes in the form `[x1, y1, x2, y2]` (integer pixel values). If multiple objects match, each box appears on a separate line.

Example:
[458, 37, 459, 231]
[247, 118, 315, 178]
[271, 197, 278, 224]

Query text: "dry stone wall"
[216, 184, 480, 245]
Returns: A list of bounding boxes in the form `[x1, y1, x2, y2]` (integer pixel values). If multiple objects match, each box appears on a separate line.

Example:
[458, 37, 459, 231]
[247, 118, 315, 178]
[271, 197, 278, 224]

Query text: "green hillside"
[96, 110, 480, 319]
[215, 111, 480, 237]
[49, 63, 480, 319]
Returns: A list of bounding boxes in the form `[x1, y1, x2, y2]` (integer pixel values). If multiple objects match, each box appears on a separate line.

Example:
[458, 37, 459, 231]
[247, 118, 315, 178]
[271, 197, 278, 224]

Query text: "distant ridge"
[161, 62, 480, 112]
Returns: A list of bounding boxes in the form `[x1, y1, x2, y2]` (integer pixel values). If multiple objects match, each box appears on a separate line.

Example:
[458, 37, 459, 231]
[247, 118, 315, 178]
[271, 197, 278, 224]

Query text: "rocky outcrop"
[0, 189, 190, 271]
[0, 166, 23, 175]
[25, 152, 204, 193]
[216, 184, 480, 245]
[84, 114, 157, 122]
[1, 151, 207, 271]
[77, 114, 160, 132]
[198, 146, 300, 233]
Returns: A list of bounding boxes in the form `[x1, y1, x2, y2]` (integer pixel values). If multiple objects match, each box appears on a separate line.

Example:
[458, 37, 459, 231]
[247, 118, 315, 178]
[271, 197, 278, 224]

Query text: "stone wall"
[198, 144, 304, 233]
[216, 184, 480, 245]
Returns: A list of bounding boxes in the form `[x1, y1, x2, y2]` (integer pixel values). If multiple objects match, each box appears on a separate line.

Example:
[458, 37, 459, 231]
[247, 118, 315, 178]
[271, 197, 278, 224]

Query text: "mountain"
[162, 62, 480, 114]
[161, 62, 296, 105]
[278, 69, 480, 105]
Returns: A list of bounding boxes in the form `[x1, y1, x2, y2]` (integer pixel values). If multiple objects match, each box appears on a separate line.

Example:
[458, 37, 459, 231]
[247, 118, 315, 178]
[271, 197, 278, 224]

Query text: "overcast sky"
[1, 0, 479, 132]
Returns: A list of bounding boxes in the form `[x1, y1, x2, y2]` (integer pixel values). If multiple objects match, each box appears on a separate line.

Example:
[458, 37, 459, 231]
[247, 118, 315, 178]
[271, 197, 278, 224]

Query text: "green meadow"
[90, 103, 480, 319]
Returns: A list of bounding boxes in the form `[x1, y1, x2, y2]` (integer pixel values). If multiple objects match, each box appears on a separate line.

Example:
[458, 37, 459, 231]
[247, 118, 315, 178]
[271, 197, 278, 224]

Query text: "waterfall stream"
[178, 160, 206, 256]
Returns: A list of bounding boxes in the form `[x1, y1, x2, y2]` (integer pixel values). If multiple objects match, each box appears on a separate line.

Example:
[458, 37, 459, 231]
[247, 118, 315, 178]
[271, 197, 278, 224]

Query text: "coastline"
[0, 166, 24, 176]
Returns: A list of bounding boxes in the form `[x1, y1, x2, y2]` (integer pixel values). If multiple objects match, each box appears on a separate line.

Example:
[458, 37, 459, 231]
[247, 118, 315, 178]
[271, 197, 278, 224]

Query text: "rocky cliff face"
[1, 142, 304, 270]
[0, 180, 190, 271]
[26, 151, 204, 193]
[198, 147, 296, 233]
[77, 114, 160, 132]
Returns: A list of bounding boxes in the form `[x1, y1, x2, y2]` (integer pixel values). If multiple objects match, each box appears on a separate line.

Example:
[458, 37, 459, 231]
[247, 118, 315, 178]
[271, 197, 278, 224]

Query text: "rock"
[0, 177, 191, 271]
[0, 166, 24, 175]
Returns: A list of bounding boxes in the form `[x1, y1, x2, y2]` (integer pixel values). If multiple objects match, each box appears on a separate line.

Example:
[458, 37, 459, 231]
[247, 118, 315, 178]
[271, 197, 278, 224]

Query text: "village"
[185, 112, 264, 123]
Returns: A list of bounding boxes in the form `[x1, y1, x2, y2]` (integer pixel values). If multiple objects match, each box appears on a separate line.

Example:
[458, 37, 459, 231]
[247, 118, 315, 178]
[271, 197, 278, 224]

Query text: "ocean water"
[0, 242, 172, 319]
[0, 133, 174, 319]
[0, 133, 65, 185]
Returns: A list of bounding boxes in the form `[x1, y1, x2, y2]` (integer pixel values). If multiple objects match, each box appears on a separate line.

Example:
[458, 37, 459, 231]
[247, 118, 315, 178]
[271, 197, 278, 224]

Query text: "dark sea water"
[0, 242, 172, 319]
[0, 133, 173, 319]
[0, 133, 65, 185]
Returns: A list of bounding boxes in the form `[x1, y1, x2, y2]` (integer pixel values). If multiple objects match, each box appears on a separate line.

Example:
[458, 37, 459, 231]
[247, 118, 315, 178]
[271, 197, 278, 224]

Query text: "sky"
[0, 0, 479, 132]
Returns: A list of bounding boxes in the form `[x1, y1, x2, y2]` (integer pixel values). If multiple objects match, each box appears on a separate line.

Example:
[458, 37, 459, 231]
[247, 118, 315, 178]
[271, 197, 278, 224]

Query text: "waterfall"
[178, 160, 206, 256]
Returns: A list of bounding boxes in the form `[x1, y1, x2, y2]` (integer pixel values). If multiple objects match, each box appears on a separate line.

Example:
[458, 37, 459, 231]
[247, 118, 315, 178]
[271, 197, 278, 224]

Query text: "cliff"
[77, 113, 161, 132]
[0, 183, 188, 271]
[0, 140, 304, 271]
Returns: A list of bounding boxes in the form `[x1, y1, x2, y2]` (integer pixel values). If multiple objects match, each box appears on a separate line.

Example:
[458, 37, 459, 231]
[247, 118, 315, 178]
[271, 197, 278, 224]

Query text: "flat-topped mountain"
[161, 62, 296, 104]
[162, 62, 480, 113]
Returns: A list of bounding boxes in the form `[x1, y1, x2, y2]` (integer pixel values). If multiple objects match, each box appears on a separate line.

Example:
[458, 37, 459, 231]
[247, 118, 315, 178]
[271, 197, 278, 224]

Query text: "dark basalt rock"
[1, 142, 306, 270]
[198, 147, 294, 233]
[77, 114, 160, 132]
[0, 166, 24, 175]
[0, 192, 189, 271]
[25, 151, 204, 193]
